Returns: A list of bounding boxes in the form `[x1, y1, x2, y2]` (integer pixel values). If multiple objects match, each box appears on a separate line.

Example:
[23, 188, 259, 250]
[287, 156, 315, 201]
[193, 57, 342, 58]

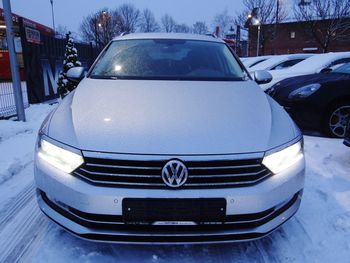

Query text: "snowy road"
[0, 105, 350, 263]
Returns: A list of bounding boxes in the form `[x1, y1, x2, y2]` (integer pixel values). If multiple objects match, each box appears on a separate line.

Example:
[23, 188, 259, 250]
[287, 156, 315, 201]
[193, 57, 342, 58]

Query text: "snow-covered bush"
[57, 33, 82, 98]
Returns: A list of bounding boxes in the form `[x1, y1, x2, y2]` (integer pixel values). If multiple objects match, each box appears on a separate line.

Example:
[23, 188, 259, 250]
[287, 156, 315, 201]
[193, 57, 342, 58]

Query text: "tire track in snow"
[0, 182, 35, 227]
[0, 195, 49, 263]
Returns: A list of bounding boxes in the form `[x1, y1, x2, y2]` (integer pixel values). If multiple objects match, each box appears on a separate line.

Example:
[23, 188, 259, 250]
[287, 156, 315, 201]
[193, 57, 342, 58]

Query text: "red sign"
[0, 8, 19, 23]
[23, 18, 54, 36]
[0, 8, 54, 36]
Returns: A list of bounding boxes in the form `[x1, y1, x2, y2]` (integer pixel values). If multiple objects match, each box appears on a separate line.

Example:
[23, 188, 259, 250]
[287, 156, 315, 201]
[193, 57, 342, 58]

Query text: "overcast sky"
[1, 0, 246, 34]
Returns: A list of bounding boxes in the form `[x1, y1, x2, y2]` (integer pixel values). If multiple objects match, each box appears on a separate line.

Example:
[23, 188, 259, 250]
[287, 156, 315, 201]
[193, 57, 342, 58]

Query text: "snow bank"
[0, 104, 54, 184]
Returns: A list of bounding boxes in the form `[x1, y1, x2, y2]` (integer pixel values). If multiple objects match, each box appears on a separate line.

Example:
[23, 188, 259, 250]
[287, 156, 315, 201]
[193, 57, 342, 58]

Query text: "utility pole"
[276, 0, 280, 24]
[257, 25, 261, 56]
[2, 0, 26, 121]
[50, 0, 55, 33]
[274, 0, 280, 54]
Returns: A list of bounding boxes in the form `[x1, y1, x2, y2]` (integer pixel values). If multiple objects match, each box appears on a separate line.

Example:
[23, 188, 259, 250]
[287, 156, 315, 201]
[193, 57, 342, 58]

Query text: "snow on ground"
[0, 104, 350, 263]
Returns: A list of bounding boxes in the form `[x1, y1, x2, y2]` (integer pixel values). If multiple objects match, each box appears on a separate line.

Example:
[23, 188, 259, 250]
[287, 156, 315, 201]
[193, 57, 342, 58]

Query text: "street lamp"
[252, 18, 261, 56]
[50, 0, 55, 33]
[245, 7, 261, 57]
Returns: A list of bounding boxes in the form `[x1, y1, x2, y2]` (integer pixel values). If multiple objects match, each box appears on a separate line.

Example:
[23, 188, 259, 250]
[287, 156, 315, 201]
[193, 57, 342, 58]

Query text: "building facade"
[0, 8, 54, 81]
[248, 19, 350, 57]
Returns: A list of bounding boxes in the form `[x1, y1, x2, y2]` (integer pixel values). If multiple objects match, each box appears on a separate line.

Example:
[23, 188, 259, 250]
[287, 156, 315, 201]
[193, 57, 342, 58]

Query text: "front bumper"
[35, 152, 305, 244]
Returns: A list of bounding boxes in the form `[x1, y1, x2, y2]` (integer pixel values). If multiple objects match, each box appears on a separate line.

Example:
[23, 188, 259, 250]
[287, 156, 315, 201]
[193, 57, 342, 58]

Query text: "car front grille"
[73, 156, 272, 189]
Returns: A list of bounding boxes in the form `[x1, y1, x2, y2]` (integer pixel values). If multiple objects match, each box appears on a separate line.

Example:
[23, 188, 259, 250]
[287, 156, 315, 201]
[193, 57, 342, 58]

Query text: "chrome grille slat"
[79, 168, 160, 178]
[188, 164, 261, 170]
[85, 163, 161, 170]
[73, 156, 272, 189]
[189, 169, 268, 178]
[185, 173, 272, 187]
[74, 171, 165, 187]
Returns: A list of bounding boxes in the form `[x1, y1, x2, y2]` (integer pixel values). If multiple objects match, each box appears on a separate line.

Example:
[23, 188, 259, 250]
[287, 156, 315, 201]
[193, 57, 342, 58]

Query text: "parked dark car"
[266, 63, 350, 138]
[344, 118, 350, 146]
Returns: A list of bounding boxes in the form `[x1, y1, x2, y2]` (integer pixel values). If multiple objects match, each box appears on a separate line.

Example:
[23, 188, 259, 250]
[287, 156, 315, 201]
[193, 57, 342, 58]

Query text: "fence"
[19, 16, 99, 104]
[0, 18, 99, 119]
[0, 81, 29, 118]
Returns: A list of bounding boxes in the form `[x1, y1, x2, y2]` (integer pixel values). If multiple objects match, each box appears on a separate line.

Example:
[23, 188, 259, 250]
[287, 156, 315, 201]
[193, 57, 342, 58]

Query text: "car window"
[328, 58, 350, 68]
[333, 63, 350, 74]
[270, 59, 305, 70]
[89, 39, 248, 81]
[249, 59, 267, 68]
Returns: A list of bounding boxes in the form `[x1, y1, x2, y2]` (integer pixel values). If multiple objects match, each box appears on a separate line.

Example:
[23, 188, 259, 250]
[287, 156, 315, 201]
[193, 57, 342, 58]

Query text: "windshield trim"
[89, 74, 246, 81]
[87, 38, 250, 82]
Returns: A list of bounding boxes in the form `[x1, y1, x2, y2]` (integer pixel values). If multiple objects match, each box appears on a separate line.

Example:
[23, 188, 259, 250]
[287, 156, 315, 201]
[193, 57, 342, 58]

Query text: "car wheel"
[324, 104, 350, 138]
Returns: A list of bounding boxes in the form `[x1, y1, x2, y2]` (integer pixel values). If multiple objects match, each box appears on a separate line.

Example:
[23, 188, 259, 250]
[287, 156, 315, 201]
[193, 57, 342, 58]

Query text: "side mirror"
[254, 70, 273, 85]
[320, 68, 332, 74]
[67, 67, 86, 83]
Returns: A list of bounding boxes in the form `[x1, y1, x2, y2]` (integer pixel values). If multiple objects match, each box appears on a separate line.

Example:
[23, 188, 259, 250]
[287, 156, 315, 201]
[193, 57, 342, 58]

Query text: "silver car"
[34, 33, 305, 244]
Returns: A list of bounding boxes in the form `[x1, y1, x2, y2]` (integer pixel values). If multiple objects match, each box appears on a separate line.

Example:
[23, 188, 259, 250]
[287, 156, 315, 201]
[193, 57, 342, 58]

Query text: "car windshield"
[333, 63, 350, 74]
[89, 39, 247, 81]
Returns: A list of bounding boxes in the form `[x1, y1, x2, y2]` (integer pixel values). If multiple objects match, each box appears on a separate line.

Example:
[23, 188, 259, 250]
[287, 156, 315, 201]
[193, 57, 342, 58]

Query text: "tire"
[323, 103, 350, 138]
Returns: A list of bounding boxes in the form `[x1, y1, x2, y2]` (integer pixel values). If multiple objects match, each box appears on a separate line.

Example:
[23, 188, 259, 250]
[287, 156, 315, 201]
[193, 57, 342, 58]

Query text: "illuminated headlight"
[37, 136, 84, 173]
[288, 83, 321, 100]
[263, 140, 304, 174]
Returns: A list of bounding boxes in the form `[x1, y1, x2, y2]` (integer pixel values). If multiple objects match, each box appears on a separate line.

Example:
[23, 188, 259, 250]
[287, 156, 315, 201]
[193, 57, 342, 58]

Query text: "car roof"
[286, 52, 350, 73]
[112, 33, 225, 43]
[250, 54, 313, 71]
[242, 55, 274, 67]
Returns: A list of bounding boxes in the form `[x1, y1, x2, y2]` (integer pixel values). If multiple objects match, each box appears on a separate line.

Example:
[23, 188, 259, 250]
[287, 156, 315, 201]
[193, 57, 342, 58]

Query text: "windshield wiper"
[89, 75, 119, 80]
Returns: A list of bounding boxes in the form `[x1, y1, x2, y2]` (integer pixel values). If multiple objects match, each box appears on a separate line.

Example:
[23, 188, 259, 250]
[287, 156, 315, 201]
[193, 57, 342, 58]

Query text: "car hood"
[48, 78, 298, 155]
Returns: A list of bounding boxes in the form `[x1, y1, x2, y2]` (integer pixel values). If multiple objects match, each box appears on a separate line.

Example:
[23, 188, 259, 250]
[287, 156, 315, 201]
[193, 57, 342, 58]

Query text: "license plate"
[122, 198, 226, 224]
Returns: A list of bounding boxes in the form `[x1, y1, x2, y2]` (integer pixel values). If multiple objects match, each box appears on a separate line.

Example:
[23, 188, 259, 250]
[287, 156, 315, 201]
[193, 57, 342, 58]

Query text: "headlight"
[263, 140, 304, 174]
[37, 136, 84, 173]
[288, 83, 321, 100]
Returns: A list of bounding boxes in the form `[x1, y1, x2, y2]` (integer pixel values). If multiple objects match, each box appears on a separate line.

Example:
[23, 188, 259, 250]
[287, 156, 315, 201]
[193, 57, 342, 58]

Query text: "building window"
[290, 31, 296, 39]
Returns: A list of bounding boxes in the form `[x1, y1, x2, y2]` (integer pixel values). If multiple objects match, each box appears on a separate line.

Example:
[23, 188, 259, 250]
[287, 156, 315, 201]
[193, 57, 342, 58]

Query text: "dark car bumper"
[281, 102, 323, 130]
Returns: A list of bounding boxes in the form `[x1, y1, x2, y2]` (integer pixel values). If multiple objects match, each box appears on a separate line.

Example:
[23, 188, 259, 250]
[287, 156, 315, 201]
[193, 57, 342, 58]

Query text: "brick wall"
[248, 19, 350, 56]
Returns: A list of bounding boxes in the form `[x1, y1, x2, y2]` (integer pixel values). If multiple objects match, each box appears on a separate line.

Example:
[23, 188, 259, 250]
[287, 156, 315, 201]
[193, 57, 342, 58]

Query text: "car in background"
[34, 33, 305, 244]
[266, 62, 350, 138]
[344, 118, 350, 147]
[249, 54, 313, 74]
[242, 55, 273, 69]
[262, 52, 350, 90]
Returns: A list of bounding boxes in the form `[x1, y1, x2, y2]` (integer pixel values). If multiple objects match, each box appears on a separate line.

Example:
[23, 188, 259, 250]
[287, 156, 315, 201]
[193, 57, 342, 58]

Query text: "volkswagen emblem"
[161, 160, 188, 188]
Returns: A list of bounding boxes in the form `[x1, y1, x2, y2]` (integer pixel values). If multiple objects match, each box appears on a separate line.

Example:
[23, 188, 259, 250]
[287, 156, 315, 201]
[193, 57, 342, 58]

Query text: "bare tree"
[192, 21, 208, 34]
[139, 8, 159, 32]
[174, 23, 191, 33]
[55, 25, 69, 38]
[212, 9, 234, 36]
[233, 12, 247, 28]
[294, 0, 350, 52]
[238, 0, 288, 55]
[115, 3, 140, 33]
[161, 14, 176, 32]
[243, 0, 287, 25]
[80, 9, 120, 48]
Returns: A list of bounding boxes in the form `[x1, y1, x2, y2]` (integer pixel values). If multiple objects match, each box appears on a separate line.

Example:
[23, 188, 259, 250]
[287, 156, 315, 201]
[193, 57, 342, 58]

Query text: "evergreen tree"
[57, 33, 82, 98]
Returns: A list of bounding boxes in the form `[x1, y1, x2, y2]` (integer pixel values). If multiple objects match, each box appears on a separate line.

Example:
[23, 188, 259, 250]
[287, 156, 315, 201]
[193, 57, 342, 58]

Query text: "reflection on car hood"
[48, 78, 297, 155]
